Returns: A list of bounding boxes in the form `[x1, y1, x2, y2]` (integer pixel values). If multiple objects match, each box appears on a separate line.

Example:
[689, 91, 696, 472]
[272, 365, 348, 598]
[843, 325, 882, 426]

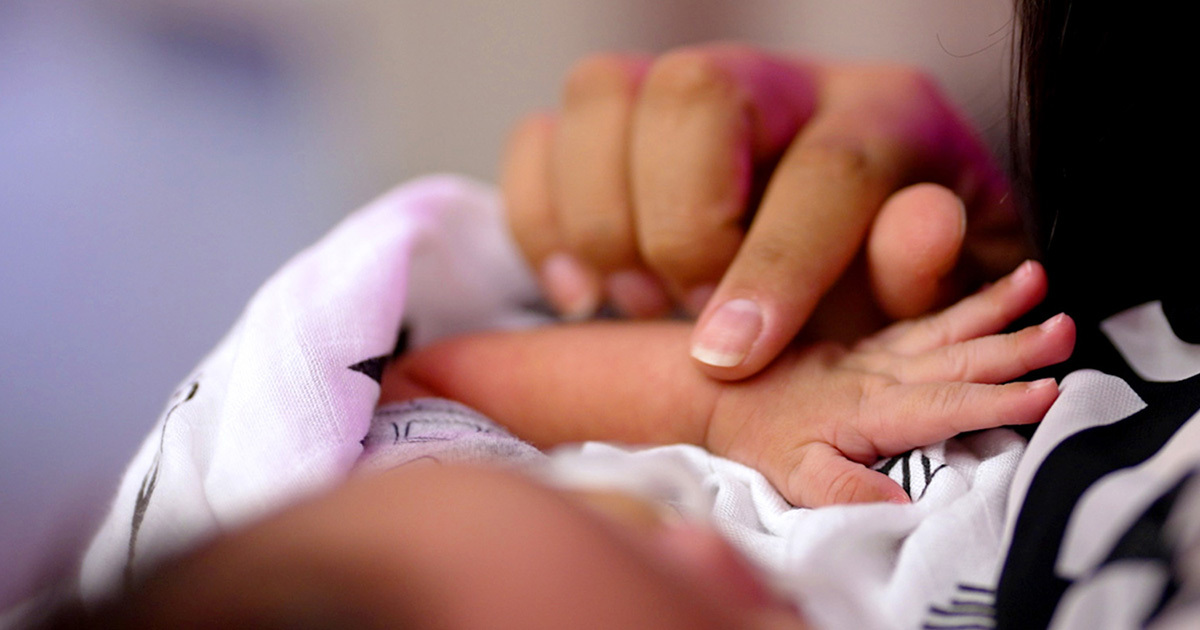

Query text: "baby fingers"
[864, 378, 1061, 453]
[880, 259, 1049, 355]
[783, 443, 910, 507]
[892, 312, 1075, 384]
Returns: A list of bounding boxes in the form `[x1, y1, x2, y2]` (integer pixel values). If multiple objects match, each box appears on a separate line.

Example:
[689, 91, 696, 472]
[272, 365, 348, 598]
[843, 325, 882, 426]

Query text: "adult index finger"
[630, 46, 820, 311]
[691, 64, 1017, 380]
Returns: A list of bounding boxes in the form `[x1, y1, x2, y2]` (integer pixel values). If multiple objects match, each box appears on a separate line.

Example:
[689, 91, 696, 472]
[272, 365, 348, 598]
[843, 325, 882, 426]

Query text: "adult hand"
[502, 44, 1026, 380]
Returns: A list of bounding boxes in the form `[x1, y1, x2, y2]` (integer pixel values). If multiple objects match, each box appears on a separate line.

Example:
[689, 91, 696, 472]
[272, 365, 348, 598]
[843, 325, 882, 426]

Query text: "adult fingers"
[553, 54, 670, 317]
[864, 379, 1060, 454]
[893, 312, 1075, 384]
[502, 113, 559, 270]
[631, 45, 821, 311]
[783, 443, 909, 507]
[691, 65, 1018, 380]
[867, 183, 967, 320]
[501, 112, 604, 317]
[797, 183, 966, 344]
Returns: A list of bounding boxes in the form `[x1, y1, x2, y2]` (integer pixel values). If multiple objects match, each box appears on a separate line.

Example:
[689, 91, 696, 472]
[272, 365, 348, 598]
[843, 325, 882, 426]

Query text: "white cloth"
[358, 398, 545, 473]
[987, 301, 1200, 630]
[543, 433, 1026, 630]
[74, 175, 1104, 629]
[79, 175, 541, 600]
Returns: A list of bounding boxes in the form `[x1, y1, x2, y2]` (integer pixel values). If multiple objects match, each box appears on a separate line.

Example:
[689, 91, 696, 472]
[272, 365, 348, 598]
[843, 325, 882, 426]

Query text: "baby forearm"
[381, 322, 721, 449]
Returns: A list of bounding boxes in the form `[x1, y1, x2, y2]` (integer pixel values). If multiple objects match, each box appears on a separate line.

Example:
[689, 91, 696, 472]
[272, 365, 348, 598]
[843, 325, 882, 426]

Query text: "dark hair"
[1015, 0, 1193, 328]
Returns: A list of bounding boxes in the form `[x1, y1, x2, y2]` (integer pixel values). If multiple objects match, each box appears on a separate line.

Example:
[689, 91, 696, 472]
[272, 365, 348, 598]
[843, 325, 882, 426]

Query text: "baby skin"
[382, 259, 1075, 507]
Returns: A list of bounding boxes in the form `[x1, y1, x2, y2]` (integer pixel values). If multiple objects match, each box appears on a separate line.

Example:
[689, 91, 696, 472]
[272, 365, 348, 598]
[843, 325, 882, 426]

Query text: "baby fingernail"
[1013, 259, 1036, 283]
[691, 299, 763, 368]
[954, 195, 968, 238]
[607, 270, 671, 318]
[1028, 377, 1058, 391]
[1040, 312, 1067, 331]
[542, 253, 600, 319]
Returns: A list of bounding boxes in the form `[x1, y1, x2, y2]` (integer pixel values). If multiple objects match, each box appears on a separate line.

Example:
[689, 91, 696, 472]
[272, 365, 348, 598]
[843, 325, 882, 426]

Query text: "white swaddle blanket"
[77, 175, 1037, 630]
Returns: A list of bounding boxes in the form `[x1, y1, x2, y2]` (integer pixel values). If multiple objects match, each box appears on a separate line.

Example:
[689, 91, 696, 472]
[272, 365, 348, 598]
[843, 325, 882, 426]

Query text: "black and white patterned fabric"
[992, 298, 1200, 629]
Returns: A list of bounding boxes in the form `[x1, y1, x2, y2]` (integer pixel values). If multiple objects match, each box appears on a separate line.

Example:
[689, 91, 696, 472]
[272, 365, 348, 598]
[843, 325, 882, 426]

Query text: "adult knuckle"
[741, 235, 798, 270]
[642, 228, 711, 279]
[643, 49, 740, 109]
[564, 218, 635, 265]
[792, 139, 873, 185]
[562, 54, 641, 108]
[511, 111, 555, 140]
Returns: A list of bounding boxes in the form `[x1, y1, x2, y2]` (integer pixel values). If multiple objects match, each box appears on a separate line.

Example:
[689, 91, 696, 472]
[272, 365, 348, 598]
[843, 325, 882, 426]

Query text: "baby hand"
[704, 260, 1073, 507]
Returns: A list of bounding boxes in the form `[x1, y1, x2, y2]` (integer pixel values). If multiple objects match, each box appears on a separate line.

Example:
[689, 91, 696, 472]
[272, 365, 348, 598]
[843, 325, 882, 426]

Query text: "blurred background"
[0, 0, 1013, 608]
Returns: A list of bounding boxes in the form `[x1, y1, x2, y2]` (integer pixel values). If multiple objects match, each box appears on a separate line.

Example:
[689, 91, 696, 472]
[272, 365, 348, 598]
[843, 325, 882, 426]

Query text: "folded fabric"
[79, 175, 542, 600]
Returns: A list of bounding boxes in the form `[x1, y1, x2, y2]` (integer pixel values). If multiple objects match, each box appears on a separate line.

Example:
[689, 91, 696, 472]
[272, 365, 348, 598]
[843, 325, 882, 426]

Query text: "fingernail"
[1040, 312, 1067, 332]
[1028, 377, 1058, 391]
[541, 253, 600, 319]
[691, 299, 763, 368]
[954, 195, 968, 239]
[1013, 259, 1036, 284]
[684, 284, 716, 316]
[607, 270, 671, 318]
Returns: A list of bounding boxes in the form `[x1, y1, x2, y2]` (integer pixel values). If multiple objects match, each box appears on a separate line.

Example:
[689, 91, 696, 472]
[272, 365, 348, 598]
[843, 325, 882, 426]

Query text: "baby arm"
[380, 260, 1074, 506]
[382, 319, 721, 448]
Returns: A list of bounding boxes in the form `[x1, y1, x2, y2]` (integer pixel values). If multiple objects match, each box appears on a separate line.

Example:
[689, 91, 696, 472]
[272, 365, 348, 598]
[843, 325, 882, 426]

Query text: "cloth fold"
[80, 175, 539, 600]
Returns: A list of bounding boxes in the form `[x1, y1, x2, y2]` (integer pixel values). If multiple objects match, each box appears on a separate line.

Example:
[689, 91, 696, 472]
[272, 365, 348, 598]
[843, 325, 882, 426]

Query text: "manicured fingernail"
[684, 284, 716, 316]
[542, 253, 600, 319]
[1040, 312, 1067, 332]
[607, 270, 671, 318]
[691, 299, 763, 368]
[1028, 377, 1058, 391]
